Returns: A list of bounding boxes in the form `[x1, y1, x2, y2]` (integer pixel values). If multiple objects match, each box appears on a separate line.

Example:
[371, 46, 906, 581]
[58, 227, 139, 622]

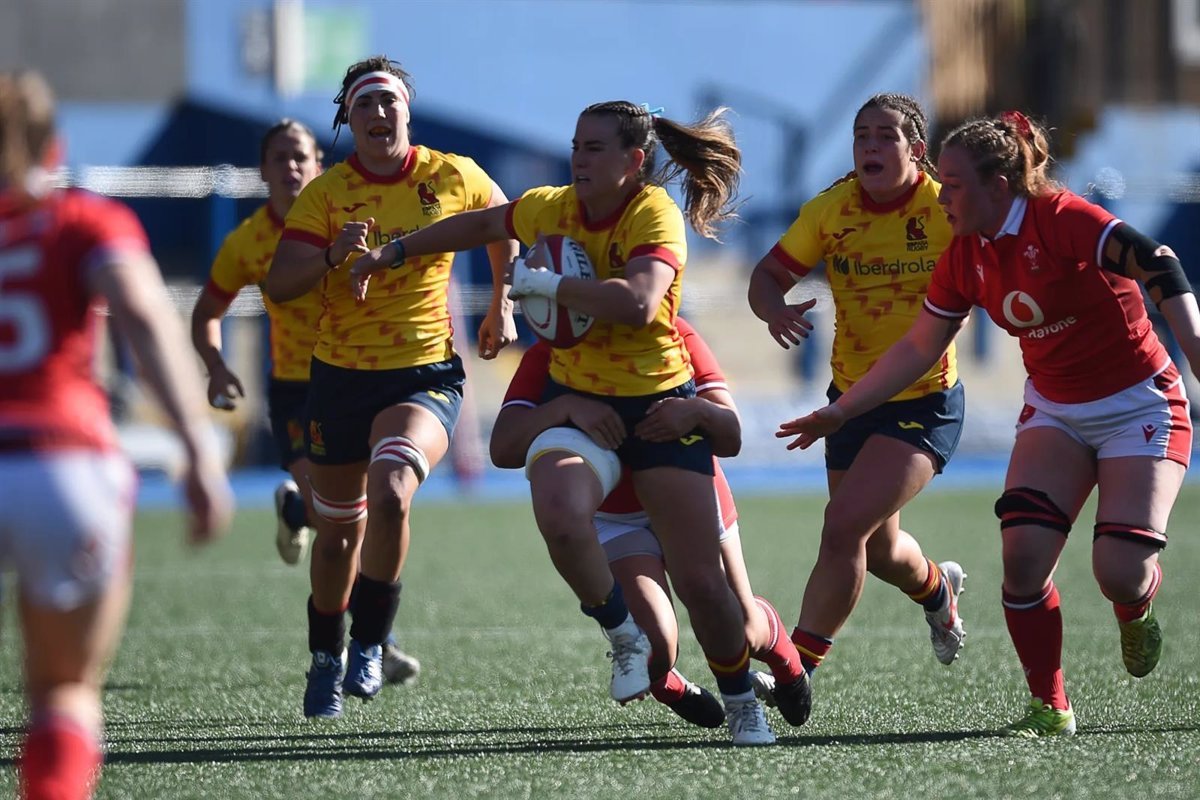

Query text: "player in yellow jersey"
[351, 101, 777, 746]
[747, 94, 967, 722]
[264, 56, 518, 719]
[191, 120, 323, 567]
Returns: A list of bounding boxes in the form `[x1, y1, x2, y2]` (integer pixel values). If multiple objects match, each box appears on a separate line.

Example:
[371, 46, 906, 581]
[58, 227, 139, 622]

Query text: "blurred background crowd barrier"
[3, 0, 1197, 477]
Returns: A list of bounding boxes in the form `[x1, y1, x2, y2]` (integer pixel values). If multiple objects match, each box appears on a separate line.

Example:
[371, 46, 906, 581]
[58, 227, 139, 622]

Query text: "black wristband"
[323, 246, 338, 270]
[388, 239, 407, 269]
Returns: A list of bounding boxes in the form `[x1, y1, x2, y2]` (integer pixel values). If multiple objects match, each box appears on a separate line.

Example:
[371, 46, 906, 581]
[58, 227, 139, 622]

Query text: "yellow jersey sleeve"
[772, 191, 830, 276]
[208, 205, 320, 382]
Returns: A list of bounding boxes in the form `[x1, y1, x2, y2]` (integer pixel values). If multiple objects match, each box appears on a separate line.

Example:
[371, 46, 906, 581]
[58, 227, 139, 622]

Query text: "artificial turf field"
[2, 486, 1199, 799]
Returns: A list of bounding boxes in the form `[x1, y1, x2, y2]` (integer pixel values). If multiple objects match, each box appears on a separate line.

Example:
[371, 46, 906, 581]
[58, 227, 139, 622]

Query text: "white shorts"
[0, 451, 136, 610]
[594, 510, 738, 563]
[1016, 363, 1192, 466]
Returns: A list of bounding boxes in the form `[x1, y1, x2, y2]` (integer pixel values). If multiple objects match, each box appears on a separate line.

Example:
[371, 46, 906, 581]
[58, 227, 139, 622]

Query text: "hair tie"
[639, 104, 665, 118]
[999, 110, 1033, 141]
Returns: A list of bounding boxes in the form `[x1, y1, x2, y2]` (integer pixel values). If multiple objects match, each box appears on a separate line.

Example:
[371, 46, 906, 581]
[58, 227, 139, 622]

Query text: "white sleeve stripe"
[499, 399, 538, 411]
[923, 298, 970, 319]
[694, 380, 727, 394]
[1095, 217, 1122, 267]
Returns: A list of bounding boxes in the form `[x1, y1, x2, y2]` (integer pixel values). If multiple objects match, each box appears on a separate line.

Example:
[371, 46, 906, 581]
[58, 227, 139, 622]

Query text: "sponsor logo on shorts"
[679, 434, 704, 446]
[897, 420, 925, 431]
[1142, 424, 1157, 442]
[426, 390, 449, 404]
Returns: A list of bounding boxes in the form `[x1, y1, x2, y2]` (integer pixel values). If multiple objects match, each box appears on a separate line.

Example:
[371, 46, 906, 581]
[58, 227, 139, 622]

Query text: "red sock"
[790, 627, 833, 674]
[1114, 562, 1162, 623]
[752, 597, 805, 683]
[20, 713, 102, 800]
[1003, 583, 1068, 710]
[649, 668, 687, 705]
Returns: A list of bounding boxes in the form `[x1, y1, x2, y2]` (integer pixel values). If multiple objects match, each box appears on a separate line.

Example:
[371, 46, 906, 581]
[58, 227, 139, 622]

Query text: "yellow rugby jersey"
[772, 173, 957, 400]
[505, 184, 690, 396]
[280, 146, 493, 370]
[207, 204, 320, 381]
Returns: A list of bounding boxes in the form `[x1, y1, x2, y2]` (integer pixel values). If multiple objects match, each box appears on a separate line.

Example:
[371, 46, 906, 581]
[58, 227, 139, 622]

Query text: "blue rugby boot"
[303, 650, 345, 719]
[343, 639, 384, 700]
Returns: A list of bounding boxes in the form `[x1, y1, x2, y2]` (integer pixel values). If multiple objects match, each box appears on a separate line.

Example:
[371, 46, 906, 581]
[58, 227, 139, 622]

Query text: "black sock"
[349, 576, 401, 646]
[282, 489, 308, 530]
[307, 596, 345, 655]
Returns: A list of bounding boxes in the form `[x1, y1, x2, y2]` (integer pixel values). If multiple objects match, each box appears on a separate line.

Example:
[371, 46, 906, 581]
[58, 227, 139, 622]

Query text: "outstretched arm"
[777, 311, 964, 450]
[747, 250, 817, 349]
[490, 396, 627, 469]
[92, 253, 233, 543]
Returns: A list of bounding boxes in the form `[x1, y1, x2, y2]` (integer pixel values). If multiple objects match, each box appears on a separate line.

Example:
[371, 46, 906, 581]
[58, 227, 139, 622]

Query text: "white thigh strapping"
[0, 451, 135, 610]
[525, 427, 621, 496]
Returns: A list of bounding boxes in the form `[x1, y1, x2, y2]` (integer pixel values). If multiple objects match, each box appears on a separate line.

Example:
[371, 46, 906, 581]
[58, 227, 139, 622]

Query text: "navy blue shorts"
[541, 379, 714, 476]
[267, 378, 309, 470]
[825, 380, 965, 473]
[305, 356, 465, 465]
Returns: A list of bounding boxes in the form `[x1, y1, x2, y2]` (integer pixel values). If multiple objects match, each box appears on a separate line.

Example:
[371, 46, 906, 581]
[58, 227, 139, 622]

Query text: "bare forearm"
[1159, 292, 1200, 372]
[692, 399, 741, 457]
[266, 250, 328, 303]
[556, 278, 652, 328]
[747, 265, 788, 324]
[489, 403, 572, 468]
[190, 315, 226, 374]
[398, 208, 506, 262]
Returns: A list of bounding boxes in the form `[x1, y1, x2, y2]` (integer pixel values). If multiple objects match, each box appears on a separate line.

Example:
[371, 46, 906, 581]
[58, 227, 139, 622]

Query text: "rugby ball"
[519, 235, 595, 348]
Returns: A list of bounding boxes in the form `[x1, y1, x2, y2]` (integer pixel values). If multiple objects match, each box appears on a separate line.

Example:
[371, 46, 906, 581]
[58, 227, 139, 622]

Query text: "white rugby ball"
[519, 235, 595, 348]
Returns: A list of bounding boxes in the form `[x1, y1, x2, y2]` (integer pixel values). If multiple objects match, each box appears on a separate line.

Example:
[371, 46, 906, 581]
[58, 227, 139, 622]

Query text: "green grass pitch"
[2, 486, 1199, 798]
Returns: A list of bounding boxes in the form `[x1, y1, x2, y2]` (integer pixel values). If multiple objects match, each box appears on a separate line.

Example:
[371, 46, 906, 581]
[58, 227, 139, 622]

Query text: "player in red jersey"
[191, 119, 323, 566]
[490, 319, 809, 731]
[778, 110, 1199, 738]
[0, 71, 232, 799]
[747, 95, 967, 720]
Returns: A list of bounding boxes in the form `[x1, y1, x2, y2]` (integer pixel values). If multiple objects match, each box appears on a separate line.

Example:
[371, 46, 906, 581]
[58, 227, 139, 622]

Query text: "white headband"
[345, 71, 410, 109]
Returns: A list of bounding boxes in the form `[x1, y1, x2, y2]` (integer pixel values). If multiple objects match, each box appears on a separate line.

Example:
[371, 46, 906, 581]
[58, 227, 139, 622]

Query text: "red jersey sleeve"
[1041, 191, 1119, 268]
[74, 193, 151, 278]
[501, 342, 553, 407]
[923, 245, 974, 321]
[676, 318, 727, 392]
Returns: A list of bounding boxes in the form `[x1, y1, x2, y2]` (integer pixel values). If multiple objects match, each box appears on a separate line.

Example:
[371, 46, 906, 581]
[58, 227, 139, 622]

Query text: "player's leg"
[344, 402, 450, 701]
[792, 436, 935, 674]
[637, 466, 774, 746]
[1092, 459, 1185, 678]
[997, 426, 1094, 737]
[303, 460, 367, 718]
[716, 526, 810, 726]
[1090, 368, 1190, 679]
[10, 453, 134, 799]
[528, 446, 650, 704]
[269, 378, 314, 565]
[608, 542, 722, 729]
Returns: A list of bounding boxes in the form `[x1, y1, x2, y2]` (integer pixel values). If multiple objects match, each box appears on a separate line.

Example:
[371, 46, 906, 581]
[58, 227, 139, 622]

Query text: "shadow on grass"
[10, 722, 1179, 767]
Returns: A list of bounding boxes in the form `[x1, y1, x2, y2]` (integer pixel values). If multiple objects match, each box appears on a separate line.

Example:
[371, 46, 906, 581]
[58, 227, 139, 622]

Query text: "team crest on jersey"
[905, 216, 928, 252]
[417, 182, 442, 217]
[1023, 244, 1041, 272]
